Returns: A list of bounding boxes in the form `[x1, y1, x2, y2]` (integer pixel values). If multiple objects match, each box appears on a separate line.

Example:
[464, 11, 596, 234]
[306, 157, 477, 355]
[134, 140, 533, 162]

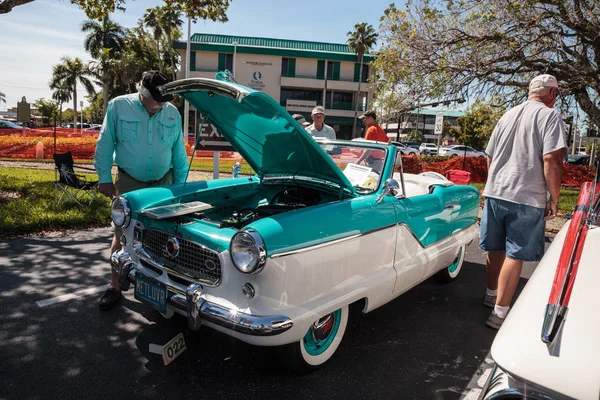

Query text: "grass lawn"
[0, 168, 581, 238]
[470, 183, 579, 214]
[0, 167, 111, 237]
[0, 157, 255, 175]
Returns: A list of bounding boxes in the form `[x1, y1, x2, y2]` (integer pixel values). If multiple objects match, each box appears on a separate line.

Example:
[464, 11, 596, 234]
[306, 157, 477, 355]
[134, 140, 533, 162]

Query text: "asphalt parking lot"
[0, 228, 544, 400]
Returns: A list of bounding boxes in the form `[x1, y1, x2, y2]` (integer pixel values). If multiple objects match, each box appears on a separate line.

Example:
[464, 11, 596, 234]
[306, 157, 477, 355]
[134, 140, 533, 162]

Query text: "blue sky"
[0, 0, 396, 110]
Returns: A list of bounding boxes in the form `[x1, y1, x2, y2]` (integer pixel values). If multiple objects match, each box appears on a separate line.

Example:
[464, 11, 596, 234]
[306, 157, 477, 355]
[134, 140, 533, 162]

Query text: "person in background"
[480, 74, 566, 329]
[292, 113, 311, 128]
[305, 106, 336, 140]
[94, 70, 189, 311]
[357, 110, 389, 173]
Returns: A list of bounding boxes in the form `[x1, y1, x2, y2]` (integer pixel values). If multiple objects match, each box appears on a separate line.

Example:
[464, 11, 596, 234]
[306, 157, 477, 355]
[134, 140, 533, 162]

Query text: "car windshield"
[318, 143, 387, 193]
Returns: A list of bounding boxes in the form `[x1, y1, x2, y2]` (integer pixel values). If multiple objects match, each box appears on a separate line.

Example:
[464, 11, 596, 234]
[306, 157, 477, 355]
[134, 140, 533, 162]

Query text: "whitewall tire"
[438, 245, 466, 282]
[277, 305, 349, 372]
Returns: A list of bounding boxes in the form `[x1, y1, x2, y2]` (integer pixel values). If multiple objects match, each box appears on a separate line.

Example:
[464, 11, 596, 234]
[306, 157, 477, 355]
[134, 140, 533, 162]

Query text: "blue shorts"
[479, 197, 545, 262]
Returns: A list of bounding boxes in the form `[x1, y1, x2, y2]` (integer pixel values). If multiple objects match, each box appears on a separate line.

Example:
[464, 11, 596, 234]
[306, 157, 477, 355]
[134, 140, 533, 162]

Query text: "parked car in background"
[482, 178, 600, 400]
[391, 141, 419, 156]
[400, 141, 420, 151]
[109, 77, 481, 371]
[0, 118, 24, 130]
[438, 145, 486, 158]
[566, 154, 590, 165]
[419, 142, 438, 155]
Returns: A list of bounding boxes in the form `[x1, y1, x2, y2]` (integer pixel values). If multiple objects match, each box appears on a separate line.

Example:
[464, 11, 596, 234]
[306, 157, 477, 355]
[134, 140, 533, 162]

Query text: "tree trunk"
[103, 70, 110, 116]
[59, 104, 63, 126]
[167, 31, 176, 81]
[352, 53, 364, 138]
[156, 39, 162, 71]
[73, 87, 77, 128]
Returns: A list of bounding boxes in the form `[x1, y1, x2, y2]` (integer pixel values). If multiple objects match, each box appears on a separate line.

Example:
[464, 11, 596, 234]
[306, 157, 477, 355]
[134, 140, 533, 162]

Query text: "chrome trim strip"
[112, 252, 293, 337]
[161, 78, 249, 101]
[134, 244, 221, 287]
[269, 222, 477, 258]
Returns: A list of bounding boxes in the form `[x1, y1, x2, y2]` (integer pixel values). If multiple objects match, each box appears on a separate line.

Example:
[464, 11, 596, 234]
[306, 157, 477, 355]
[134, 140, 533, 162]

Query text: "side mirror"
[376, 179, 400, 203]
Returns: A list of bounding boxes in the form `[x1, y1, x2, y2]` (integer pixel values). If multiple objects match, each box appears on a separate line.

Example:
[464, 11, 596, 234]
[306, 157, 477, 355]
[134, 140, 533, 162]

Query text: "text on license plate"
[134, 274, 167, 312]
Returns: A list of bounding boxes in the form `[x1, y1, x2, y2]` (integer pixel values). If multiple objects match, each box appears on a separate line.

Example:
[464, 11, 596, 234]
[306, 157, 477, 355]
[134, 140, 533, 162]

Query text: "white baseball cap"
[529, 74, 558, 90]
[311, 106, 326, 116]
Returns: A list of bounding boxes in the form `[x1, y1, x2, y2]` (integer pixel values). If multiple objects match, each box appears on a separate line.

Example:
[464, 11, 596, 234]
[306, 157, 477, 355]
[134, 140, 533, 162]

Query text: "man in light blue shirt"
[94, 70, 188, 311]
[305, 106, 336, 140]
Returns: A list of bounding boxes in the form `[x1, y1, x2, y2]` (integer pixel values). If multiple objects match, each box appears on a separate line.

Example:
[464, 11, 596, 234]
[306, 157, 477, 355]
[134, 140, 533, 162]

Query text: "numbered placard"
[161, 333, 186, 365]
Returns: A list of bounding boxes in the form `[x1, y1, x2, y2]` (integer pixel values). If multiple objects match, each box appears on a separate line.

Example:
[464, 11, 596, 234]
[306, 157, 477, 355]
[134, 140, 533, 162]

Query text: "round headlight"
[111, 197, 131, 228]
[230, 230, 266, 274]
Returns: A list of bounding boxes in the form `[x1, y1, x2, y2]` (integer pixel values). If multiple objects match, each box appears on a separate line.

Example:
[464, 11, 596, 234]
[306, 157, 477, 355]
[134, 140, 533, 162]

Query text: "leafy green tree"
[405, 129, 424, 144]
[347, 22, 378, 138]
[440, 120, 457, 144]
[160, 0, 184, 80]
[456, 101, 506, 150]
[143, 7, 164, 71]
[62, 109, 75, 125]
[52, 86, 72, 126]
[2, 0, 231, 22]
[85, 92, 105, 124]
[49, 56, 96, 127]
[375, 1, 600, 127]
[82, 17, 125, 115]
[34, 98, 58, 125]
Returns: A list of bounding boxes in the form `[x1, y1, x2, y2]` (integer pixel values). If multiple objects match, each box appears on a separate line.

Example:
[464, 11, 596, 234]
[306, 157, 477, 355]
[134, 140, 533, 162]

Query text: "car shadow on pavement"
[0, 235, 529, 400]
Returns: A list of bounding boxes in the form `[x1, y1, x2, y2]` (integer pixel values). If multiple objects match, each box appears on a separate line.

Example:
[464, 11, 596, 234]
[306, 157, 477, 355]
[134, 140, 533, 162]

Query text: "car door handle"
[444, 204, 456, 210]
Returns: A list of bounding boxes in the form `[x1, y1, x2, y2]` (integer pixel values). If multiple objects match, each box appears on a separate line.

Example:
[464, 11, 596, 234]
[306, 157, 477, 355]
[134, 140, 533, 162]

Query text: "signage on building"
[247, 70, 266, 90]
[286, 99, 317, 112]
[195, 121, 234, 152]
[434, 111, 444, 135]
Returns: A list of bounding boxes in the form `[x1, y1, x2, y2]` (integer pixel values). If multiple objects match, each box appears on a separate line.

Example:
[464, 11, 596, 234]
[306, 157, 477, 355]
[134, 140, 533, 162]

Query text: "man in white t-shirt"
[305, 106, 336, 140]
[480, 74, 566, 329]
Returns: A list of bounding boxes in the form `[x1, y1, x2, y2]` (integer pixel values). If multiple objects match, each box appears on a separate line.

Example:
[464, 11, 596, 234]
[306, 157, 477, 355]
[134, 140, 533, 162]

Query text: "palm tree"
[143, 7, 163, 71]
[49, 56, 96, 127]
[52, 86, 72, 126]
[347, 22, 378, 138]
[81, 17, 125, 116]
[160, 1, 183, 80]
[0, 91, 6, 105]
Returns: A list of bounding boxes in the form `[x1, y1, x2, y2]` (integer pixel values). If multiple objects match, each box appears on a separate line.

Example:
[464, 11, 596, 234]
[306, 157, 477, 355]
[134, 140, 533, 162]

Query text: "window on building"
[361, 64, 369, 82]
[425, 116, 436, 125]
[331, 92, 353, 110]
[218, 53, 234, 72]
[281, 58, 296, 77]
[281, 58, 289, 76]
[280, 88, 323, 107]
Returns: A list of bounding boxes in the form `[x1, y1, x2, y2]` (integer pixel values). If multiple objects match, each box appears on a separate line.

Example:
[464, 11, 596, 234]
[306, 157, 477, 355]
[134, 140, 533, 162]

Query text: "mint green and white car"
[110, 77, 480, 371]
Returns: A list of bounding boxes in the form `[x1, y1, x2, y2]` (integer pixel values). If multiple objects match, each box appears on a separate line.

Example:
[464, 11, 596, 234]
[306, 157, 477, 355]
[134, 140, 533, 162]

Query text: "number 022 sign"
[162, 332, 186, 365]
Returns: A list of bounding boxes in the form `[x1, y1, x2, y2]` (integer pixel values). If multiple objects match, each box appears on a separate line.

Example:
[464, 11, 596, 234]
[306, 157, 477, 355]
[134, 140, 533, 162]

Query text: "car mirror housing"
[377, 179, 400, 203]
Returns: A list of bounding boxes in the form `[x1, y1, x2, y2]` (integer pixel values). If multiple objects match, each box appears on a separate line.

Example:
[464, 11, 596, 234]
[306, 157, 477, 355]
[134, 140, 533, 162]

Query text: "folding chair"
[53, 152, 99, 206]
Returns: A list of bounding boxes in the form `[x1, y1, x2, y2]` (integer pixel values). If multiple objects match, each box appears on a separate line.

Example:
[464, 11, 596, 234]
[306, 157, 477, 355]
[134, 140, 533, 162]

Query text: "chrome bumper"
[111, 251, 293, 336]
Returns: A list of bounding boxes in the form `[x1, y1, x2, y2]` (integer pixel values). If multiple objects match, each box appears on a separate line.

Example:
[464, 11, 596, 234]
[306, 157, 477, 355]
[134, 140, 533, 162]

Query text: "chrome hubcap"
[311, 314, 334, 342]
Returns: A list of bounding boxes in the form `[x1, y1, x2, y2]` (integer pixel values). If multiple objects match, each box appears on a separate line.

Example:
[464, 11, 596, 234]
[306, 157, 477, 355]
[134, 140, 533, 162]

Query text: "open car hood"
[162, 78, 355, 194]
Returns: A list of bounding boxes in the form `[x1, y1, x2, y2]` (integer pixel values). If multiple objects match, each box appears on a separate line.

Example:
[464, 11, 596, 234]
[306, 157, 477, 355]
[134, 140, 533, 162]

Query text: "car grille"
[141, 229, 221, 285]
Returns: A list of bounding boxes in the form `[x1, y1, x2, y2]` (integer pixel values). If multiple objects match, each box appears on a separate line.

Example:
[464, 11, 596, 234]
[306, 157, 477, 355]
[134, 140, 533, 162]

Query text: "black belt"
[118, 167, 162, 184]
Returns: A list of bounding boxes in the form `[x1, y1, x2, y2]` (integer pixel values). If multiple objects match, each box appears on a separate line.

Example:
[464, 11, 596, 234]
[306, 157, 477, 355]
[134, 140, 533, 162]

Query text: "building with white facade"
[174, 33, 375, 139]
[382, 108, 466, 143]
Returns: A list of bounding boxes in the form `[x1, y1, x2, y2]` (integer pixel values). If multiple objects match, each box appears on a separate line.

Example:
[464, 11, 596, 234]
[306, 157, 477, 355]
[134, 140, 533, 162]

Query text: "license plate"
[134, 274, 167, 312]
